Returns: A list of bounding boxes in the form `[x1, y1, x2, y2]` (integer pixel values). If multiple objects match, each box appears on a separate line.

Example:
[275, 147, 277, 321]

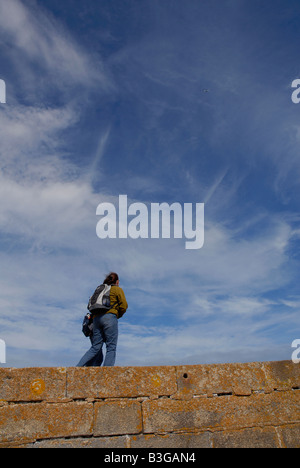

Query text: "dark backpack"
[87, 284, 111, 312]
[82, 284, 112, 337]
[82, 313, 93, 337]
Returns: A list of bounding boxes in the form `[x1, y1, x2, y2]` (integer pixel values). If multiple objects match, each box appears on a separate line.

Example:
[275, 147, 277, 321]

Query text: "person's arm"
[117, 287, 128, 318]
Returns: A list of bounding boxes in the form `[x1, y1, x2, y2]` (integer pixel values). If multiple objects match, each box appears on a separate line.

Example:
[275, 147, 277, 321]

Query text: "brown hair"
[103, 272, 119, 285]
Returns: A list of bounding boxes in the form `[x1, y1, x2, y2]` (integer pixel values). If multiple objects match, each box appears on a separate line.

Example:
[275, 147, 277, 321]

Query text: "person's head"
[103, 272, 119, 286]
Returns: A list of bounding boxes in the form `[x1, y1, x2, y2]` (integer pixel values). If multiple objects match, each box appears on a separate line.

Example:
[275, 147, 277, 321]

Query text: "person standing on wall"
[77, 272, 128, 367]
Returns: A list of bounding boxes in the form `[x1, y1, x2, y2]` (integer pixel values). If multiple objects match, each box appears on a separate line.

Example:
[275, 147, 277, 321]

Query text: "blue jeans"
[77, 313, 118, 367]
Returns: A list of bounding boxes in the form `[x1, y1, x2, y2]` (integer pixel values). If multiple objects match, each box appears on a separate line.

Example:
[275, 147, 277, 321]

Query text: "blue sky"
[0, 0, 300, 367]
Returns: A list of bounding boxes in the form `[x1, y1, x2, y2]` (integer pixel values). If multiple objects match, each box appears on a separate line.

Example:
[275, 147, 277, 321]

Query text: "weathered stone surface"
[67, 366, 177, 399]
[94, 400, 142, 436]
[277, 424, 300, 448]
[262, 361, 300, 391]
[131, 432, 212, 448]
[143, 391, 300, 434]
[0, 361, 299, 448]
[0, 367, 67, 402]
[212, 427, 279, 448]
[30, 436, 130, 448]
[176, 362, 270, 397]
[0, 402, 93, 445]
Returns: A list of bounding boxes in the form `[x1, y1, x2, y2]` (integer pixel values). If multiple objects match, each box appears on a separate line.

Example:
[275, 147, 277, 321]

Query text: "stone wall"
[0, 360, 299, 448]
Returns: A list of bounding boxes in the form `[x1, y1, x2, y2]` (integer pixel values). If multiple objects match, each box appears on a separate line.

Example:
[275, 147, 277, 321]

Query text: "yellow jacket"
[107, 285, 128, 319]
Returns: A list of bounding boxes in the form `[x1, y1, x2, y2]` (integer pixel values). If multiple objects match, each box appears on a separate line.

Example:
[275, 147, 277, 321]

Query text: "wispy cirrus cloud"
[0, 0, 111, 94]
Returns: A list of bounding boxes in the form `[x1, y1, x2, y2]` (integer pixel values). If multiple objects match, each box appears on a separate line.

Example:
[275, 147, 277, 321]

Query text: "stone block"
[277, 424, 300, 448]
[212, 427, 279, 448]
[143, 391, 300, 434]
[176, 362, 268, 397]
[67, 366, 177, 399]
[94, 400, 142, 436]
[0, 367, 67, 402]
[0, 402, 93, 445]
[131, 432, 212, 448]
[262, 361, 300, 391]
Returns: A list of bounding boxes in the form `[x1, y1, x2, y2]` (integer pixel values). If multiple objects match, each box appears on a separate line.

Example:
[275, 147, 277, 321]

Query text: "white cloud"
[0, 0, 110, 91]
[0, 105, 78, 169]
[0, 173, 97, 248]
